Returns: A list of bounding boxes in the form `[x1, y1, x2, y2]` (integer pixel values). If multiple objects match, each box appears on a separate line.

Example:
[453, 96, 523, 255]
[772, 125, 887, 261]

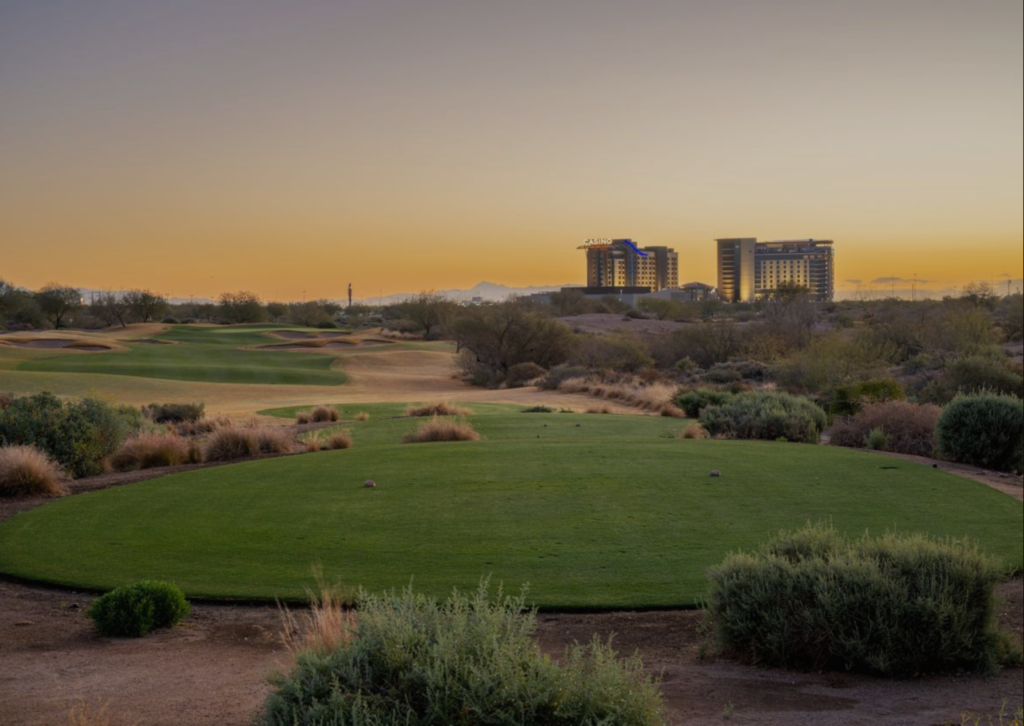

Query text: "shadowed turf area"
[13, 324, 348, 386]
[0, 405, 1020, 609]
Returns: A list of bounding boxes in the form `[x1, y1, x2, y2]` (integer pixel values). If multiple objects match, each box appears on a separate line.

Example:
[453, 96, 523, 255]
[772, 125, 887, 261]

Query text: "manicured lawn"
[1, 407, 1019, 609]
[17, 325, 348, 386]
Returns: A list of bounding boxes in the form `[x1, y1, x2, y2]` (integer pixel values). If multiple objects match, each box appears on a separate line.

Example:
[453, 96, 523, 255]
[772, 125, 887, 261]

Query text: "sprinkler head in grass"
[363, 479, 376, 488]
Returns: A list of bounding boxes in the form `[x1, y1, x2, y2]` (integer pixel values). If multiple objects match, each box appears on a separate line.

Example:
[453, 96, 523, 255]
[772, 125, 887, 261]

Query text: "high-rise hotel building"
[580, 239, 679, 291]
[717, 238, 834, 302]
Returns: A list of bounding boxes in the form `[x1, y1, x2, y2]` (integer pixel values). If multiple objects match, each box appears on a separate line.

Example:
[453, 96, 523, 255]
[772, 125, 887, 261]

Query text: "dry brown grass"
[406, 402, 472, 417]
[402, 417, 481, 443]
[586, 405, 612, 414]
[324, 431, 353, 450]
[280, 585, 355, 655]
[681, 422, 710, 439]
[254, 426, 297, 454]
[559, 376, 681, 416]
[309, 405, 341, 423]
[0, 445, 66, 497]
[829, 400, 942, 457]
[109, 433, 199, 472]
[355, 411, 370, 421]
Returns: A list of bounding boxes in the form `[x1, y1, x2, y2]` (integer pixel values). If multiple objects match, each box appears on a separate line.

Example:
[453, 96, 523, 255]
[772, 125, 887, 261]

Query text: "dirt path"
[1, 576, 1019, 726]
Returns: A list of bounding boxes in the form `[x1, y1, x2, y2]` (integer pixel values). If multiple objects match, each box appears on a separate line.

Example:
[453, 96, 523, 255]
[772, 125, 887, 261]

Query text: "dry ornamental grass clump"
[109, 433, 198, 471]
[0, 444, 66, 497]
[203, 426, 295, 461]
[406, 402, 471, 417]
[402, 417, 481, 443]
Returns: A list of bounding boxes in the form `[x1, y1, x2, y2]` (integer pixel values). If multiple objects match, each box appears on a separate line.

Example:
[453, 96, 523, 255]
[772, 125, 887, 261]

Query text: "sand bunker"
[1, 339, 112, 351]
[122, 338, 175, 345]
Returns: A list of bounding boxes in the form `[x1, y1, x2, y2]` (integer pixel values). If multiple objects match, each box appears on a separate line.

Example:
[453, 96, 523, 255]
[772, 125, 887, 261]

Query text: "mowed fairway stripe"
[0, 439, 1020, 609]
[16, 324, 348, 386]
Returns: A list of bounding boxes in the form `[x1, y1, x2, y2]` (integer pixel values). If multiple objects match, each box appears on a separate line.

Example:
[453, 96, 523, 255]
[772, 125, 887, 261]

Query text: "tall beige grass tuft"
[355, 411, 370, 422]
[0, 444, 66, 497]
[309, 405, 340, 423]
[280, 585, 355, 656]
[559, 376, 680, 416]
[681, 422, 710, 440]
[109, 433, 198, 471]
[204, 426, 294, 461]
[402, 417, 481, 443]
[324, 431, 353, 450]
[406, 402, 471, 417]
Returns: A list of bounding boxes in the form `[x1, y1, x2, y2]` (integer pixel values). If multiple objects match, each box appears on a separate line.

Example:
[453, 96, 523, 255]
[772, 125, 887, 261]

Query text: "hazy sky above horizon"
[1, 0, 1021, 301]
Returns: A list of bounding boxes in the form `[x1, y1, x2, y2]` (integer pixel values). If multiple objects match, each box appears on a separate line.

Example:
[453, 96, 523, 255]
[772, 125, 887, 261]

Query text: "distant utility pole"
[348, 283, 352, 308]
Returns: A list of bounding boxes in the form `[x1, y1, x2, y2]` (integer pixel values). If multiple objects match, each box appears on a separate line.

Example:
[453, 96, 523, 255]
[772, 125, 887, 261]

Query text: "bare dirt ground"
[1, 458, 1021, 726]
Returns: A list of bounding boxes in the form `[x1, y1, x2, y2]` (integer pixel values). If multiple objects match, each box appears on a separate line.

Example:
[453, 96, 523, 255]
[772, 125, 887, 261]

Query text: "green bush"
[865, 426, 887, 450]
[538, 365, 590, 390]
[0, 392, 142, 478]
[700, 391, 827, 444]
[505, 361, 547, 388]
[672, 388, 734, 418]
[706, 524, 1020, 677]
[260, 583, 665, 726]
[923, 355, 1024, 405]
[936, 393, 1024, 473]
[87, 580, 190, 638]
[830, 378, 905, 416]
[142, 401, 206, 424]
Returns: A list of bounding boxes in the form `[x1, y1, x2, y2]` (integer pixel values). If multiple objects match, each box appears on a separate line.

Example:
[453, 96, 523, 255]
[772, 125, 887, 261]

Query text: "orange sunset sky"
[1, 0, 1021, 301]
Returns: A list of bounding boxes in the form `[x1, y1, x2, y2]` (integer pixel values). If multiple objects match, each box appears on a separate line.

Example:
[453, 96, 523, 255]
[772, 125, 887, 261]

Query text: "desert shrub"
[254, 427, 296, 454]
[0, 392, 140, 478]
[260, 582, 665, 726]
[538, 365, 589, 390]
[308, 405, 340, 423]
[700, 391, 827, 444]
[706, 523, 1020, 677]
[569, 332, 655, 373]
[586, 405, 612, 414]
[829, 400, 941, 457]
[704, 366, 742, 384]
[673, 388, 734, 418]
[402, 417, 480, 443]
[354, 411, 370, 422]
[936, 393, 1024, 473]
[522, 405, 555, 413]
[680, 422, 709, 440]
[829, 378, 905, 416]
[141, 401, 205, 424]
[203, 427, 260, 461]
[865, 426, 888, 450]
[87, 580, 190, 638]
[295, 411, 312, 424]
[0, 444, 65, 497]
[505, 361, 547, 388]
[405, 402, 471, 417]
[559, 376, 681, 416]
[921, 355, 1024, 405]
[109, 433, 197, 471]
[674, 357, 699, 375]
[323, 431, 352, 450]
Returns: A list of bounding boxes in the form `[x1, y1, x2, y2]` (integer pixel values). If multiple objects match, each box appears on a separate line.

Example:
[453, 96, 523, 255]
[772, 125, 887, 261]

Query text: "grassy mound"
[0, 406, 1018, 609]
